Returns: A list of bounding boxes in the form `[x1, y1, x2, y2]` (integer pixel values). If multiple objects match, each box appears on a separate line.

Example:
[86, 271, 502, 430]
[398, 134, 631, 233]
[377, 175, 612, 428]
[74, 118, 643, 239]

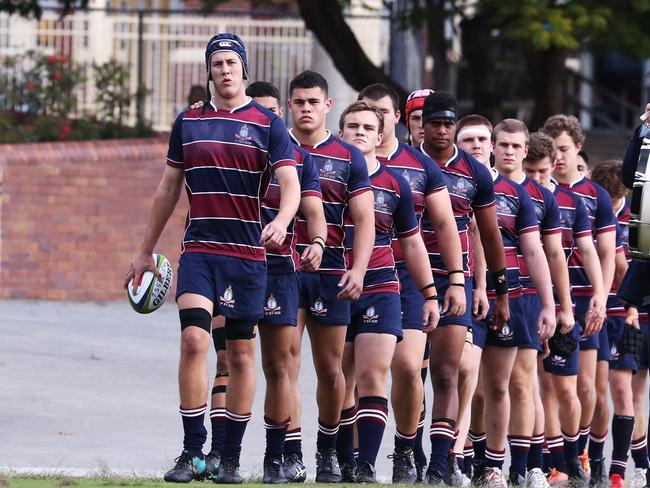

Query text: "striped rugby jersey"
[486, 173, 539, 299]
[261, 146, 321, 274]
[291, 130, 372, 275]
[418, 144, 496, 277]
[557, 175, 616, 296]
[166, 98, 296, 261]
[607, 199, 631, 316]
[345, 164, 419, 294]
[378, 140, 447, 265]
[553, 186, 592, 261]
[516, 176, 561, 295]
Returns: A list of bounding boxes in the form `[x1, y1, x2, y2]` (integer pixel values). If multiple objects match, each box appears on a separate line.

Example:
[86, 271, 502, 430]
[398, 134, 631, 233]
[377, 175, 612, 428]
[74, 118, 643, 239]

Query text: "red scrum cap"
[405, 89, 434, 131]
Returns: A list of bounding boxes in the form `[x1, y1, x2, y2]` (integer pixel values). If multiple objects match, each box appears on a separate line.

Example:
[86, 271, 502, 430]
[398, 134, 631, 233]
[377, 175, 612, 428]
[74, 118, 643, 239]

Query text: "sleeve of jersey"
[516, 187, 540, 235]
[268, 117, 297, 171]
[394, 174, 420, 238]
[573, 198, 592, 238]
[542, 191, 562, 235]
[419, 152, 447, 195]
[594, 185, 617, 235]
[166, 112, 185, 168]
[347, 146, 372, 199]
[471, 161, 496, 209]
[300, 153, 322, 199]
[615, 226, 624, 253]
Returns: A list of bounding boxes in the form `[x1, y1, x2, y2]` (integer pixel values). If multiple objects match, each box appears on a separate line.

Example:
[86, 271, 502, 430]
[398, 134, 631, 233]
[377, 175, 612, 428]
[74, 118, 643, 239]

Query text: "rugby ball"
[127, 254, 173, 313]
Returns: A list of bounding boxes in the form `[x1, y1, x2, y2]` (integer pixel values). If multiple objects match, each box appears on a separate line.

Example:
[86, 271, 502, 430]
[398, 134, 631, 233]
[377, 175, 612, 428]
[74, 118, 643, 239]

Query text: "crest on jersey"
[264, 294, 281, 315]
[374, 190, 390, 213]
[310, 297, 328, 316]
[320, 159, 338, 180]
[363, 305, 379, 324]
[220, 285, 235, 307]
[450, 175, 471, 199]
[235, 124, 256, 145]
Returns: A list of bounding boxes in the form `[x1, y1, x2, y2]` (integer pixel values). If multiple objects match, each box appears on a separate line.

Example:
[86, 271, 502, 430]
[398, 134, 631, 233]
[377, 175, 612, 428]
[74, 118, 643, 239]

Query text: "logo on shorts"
[363, 305, 379, 324]
[610, 344, 619, 360]
[550, 354, 566, 367]
[219, 285, 235, 308]
[497, 324, 513, 341]
[264, 294, 282, 316]
[310, 297, 328, 316]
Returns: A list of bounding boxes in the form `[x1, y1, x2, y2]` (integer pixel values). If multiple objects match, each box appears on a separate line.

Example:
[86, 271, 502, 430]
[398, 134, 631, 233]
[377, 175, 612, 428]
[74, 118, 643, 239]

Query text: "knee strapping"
[224, 317, 256, 340]
[212, 326, 226, 352]
[179, 308, 212, 333]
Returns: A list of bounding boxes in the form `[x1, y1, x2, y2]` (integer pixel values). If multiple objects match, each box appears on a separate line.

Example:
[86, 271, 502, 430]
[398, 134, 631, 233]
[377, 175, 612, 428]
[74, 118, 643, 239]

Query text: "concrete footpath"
[0, 299, 398, 480]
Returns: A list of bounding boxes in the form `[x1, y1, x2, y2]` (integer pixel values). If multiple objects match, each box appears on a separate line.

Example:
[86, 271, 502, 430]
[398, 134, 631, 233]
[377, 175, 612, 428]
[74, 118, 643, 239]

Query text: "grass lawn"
[0, 478, 373, 487]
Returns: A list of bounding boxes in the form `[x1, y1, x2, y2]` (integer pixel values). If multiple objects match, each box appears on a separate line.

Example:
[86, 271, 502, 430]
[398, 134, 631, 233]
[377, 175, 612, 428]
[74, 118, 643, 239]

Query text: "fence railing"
[0, 8, 313, 130]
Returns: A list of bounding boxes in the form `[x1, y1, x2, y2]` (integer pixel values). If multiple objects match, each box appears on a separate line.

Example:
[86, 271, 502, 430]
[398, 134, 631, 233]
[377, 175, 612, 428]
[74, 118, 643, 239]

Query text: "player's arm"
[596, 230, 616, 300]
[543, 232, 574, 333]
[575, 235, 606, 335]
[613, 251, 640, 329]
[474, 204, 509, 327]
[261, 165, 300, 248]
[300, 195, 327, 272]
[337, 191, 374, 301]
[470, 218, 489, 320]
[425, 188, 466, 317]
[520, 231, 556, 340]
[400, 233, 440, 331]
[126, 164, 184, 291]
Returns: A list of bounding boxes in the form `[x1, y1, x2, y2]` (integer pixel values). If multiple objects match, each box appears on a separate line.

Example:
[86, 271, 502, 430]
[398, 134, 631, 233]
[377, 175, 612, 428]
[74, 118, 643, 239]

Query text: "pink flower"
[26, 81, 35, 90]
[53, 71, 62, 81]
[47, 55, 57, 65]
[60, 124, 72, 140]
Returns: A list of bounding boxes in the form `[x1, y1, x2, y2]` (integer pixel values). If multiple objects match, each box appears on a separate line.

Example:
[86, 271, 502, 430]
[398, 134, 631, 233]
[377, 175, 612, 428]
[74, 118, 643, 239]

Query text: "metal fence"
[0, 8, 313, 130]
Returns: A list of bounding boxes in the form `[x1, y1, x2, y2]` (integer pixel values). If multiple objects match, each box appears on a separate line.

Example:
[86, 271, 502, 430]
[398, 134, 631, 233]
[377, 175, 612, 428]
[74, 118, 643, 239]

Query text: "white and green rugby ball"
[127, 254, 173, 313]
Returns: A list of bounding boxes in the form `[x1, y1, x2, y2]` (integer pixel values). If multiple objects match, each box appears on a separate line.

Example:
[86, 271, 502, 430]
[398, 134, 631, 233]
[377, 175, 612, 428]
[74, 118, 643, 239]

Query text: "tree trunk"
[526, 46, 569, 130]
[295, 0, 409, 109]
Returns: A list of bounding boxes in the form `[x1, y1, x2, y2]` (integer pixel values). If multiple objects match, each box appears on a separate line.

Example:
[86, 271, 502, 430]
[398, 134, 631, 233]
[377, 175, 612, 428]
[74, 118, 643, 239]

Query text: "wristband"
[311, 237, 325, 250]
[491, 268, 508, 296]
[425, 295, 438, 301]
[448, 270, 464, 275]
[420, 283, 436, 293]
[450, 283, 465, 287]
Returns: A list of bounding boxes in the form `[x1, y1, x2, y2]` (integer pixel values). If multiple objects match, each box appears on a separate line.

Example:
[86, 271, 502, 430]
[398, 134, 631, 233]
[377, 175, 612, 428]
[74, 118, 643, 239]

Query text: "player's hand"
[583, 294, 606, 336]
[261, 219, 287, 250]
[625, 307, 640, 330]
[422, 300, 440, 333]
[556, 307, 575, 334]
[490, 293, 510, 330]
[190, 100, 205, 110]
[538, 306, 557, 342]
[541, 339, 551, 360]
[337, 268, 364, 301]
[124, 251, 160, 294]
[300, 243, 323, 272]
[441, 283, 466, 318]
[473, 287, 489, 321]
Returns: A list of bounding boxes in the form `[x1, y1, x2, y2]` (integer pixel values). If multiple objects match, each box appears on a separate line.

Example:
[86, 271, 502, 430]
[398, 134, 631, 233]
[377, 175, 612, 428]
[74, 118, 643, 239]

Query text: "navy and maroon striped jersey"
[418, 144, 496, 277]
[607, 199, 631, 316]
[261, 146, 321, 274]
[557, 176, 616, 296]
[517, 176, 561, 295]
[291, 130, 372, 275]
[345, 164, 419, 294]
[553, 186, 592, 262]
[166, 99, 296, 261]
[487, 174, 539, 298]
[378, 141, 446, 264]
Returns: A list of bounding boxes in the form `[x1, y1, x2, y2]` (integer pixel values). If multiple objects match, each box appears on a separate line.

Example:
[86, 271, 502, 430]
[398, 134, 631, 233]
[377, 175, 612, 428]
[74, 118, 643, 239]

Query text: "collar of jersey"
[420, 142, 459, 167]
[369, 160, 382, 177]
[386, 139, 400, 160]
[614, 198, 626, 217]
[209, 96, 252, 113]
[289, 129, 332, 149]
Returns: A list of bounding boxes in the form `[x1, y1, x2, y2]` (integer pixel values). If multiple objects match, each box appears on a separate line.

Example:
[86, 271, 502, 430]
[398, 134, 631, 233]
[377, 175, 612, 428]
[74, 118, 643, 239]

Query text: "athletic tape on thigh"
[224, 317, 256, 340]
[179, 308, 212, 332]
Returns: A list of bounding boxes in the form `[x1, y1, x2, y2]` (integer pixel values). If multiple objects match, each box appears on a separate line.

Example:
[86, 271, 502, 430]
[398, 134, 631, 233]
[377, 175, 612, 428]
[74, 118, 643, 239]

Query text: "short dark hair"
[357, 83, 400, 112]
[525, 132, 556, 164]
[493, 118, 530, 144]
[578, 149, 589, 164]
[591, 160, 627, 200]
[339, 100, 384, 135]
[246, 81, 281, 102]
[289, 70, 328, 97]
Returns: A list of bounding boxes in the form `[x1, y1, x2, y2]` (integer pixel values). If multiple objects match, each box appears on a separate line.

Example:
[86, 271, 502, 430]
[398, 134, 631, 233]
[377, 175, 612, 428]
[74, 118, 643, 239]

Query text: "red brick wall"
[0, 138, 188, 301]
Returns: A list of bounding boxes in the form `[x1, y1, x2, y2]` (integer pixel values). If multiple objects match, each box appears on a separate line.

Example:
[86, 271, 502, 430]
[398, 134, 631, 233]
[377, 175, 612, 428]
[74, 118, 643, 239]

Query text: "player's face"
[362, 95, 399, 142]
[552, 131, 581, 178]
[457, 125, 493, 165]
[493, 130, 528, 174]
[210, 52, 245, 99]
[408, 109, 424, 146]
[523, 156, 555, 188]
[576, 154, 590, 177]
[288, 87, 331, 134]
[253, 96, 283, 117]
[423, 119, 456, 151]
[339, 110, 383, 156]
